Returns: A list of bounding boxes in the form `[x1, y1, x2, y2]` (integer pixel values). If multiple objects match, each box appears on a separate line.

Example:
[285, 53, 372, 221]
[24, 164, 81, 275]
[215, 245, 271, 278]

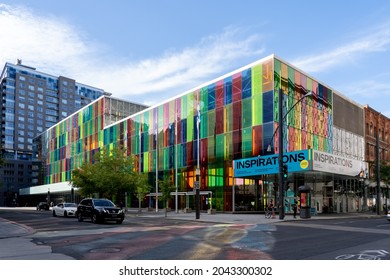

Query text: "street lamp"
[268, 88, 314, 220]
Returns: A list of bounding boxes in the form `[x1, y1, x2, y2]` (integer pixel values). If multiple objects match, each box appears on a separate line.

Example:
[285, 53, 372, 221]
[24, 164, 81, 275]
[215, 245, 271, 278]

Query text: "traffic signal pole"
[278, 88, 285, 220]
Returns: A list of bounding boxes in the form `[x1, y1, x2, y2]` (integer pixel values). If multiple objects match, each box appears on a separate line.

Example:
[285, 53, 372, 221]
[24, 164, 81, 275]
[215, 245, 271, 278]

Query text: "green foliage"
[380, 161, 390, 185]
[70, 146, 137, 199]
[70, 161, 98, 197]
[159, 174, 175, 208]
[135, 173, 151, 210]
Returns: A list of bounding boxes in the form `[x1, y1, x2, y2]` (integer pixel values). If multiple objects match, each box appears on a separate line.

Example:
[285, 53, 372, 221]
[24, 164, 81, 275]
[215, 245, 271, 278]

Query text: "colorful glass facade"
[36, 55, 334, 211]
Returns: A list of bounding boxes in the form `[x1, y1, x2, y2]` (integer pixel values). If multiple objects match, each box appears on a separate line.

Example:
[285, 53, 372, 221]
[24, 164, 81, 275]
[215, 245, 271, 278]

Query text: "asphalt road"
[1, 209, 389, 260]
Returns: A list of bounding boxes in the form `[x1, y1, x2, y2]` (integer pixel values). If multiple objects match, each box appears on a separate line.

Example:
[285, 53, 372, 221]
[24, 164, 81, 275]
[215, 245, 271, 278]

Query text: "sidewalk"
[0, 208, 75, 260]
[0, 207, 382, 260]
[126, 208, 382, 224]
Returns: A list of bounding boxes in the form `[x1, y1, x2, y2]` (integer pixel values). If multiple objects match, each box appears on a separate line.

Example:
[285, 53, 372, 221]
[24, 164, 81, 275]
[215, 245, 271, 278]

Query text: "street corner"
[0, 217, 35, 239]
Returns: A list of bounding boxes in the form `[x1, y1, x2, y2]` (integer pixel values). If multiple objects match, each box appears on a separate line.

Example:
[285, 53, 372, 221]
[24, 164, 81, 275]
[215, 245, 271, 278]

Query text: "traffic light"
[282, 164, 288, 179]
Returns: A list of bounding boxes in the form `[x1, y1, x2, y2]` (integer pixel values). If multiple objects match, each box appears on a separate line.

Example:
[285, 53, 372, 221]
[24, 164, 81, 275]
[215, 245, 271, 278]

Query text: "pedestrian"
[292, 200, 298, 218]
[268, 200, 275, 218]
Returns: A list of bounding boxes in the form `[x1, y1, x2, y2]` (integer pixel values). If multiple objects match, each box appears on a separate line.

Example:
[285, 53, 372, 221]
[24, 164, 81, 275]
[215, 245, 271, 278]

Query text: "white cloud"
[85, 27, 265, 102]
[0, 4, 265, 105]
[0, 4, 94, 76]
[291, 22, 390, 73]
[344, 79, 390, 99]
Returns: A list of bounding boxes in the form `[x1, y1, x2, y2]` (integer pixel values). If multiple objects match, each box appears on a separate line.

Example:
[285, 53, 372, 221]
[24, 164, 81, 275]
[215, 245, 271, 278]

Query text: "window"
[46, 96, 58, 103]
[46, 115, 57, 122]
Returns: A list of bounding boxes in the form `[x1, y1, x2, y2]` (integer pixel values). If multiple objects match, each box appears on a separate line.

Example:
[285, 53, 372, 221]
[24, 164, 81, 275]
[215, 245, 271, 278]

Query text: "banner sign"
[233, 150, 311, 178]
[312, 150, 367, 178]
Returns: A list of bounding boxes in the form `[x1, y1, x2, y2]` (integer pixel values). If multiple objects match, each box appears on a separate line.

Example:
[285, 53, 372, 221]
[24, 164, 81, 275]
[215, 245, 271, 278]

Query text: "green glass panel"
[181, 95, 187, 122]
[144, 151, 149, 172]
[225, 104, 232, 132]
[216, 168, 224, 186]
[158, 105, 164, 130]
[242, 127, 252, 157]
[207, 136, 215, 162]
[274, 59, 281, 90]
[215, 134, 224, 160]
[252, 64, 262, 96]
[208, 110, 215, 137]
[252, 94, 262, 126]
[224, 132, 232, 160]
[187, 93, 194, 142]
[200, 87, 208, 112]
[178, 143, 183, 168]
[313, 135, 319, 150]
[163, 147, 169, 170]
[200, 111, 208, 139]
[242, 98, 252, 128]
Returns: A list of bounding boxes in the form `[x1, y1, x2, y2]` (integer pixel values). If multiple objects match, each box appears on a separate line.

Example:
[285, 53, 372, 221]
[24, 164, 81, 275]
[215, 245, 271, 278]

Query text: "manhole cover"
[89, 247, 121, 253]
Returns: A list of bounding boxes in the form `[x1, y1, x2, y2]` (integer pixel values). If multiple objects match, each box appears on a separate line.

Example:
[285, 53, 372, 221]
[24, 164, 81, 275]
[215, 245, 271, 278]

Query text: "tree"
[159, 174, 175, 217]
[134, 172, 151, 212]
[70, 161, 99, 197]
[70, 146, 137, 201]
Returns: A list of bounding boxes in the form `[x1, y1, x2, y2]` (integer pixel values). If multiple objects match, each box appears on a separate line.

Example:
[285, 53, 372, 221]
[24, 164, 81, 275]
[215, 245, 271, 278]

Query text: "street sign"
[194, 181, 200, 189]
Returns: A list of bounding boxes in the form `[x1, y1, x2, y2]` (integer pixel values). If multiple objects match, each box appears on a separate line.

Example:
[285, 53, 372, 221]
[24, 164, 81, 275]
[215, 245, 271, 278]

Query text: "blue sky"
[1, 0, 390, 117]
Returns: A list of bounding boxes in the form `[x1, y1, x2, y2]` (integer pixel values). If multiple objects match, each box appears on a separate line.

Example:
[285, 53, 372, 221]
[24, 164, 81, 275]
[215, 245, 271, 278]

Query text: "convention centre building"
[21, 54, 389, 214]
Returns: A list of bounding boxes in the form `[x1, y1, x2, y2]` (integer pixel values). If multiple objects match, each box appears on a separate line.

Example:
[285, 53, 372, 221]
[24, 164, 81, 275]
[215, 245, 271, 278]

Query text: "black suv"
[36, 202, 49, 211]
[76, 198, 125, 224]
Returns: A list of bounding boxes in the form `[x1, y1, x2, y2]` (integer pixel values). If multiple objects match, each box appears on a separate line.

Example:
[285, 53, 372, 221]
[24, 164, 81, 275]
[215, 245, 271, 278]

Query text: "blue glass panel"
[242, 69, 252, 99]
[262, 122, 274, 154]
[224, 76, 232, 105]
[181, 119, 187, 143]
[263, 90, 274, 123]
[181, 143, 187, 167]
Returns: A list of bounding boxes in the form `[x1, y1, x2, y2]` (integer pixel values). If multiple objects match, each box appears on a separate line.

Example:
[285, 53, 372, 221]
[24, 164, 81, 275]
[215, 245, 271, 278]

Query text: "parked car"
[36, 202, 49, 211]
[387, 209, 390, 222]
[76, 198, 125, 224]
[52, 202, 77, 217]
